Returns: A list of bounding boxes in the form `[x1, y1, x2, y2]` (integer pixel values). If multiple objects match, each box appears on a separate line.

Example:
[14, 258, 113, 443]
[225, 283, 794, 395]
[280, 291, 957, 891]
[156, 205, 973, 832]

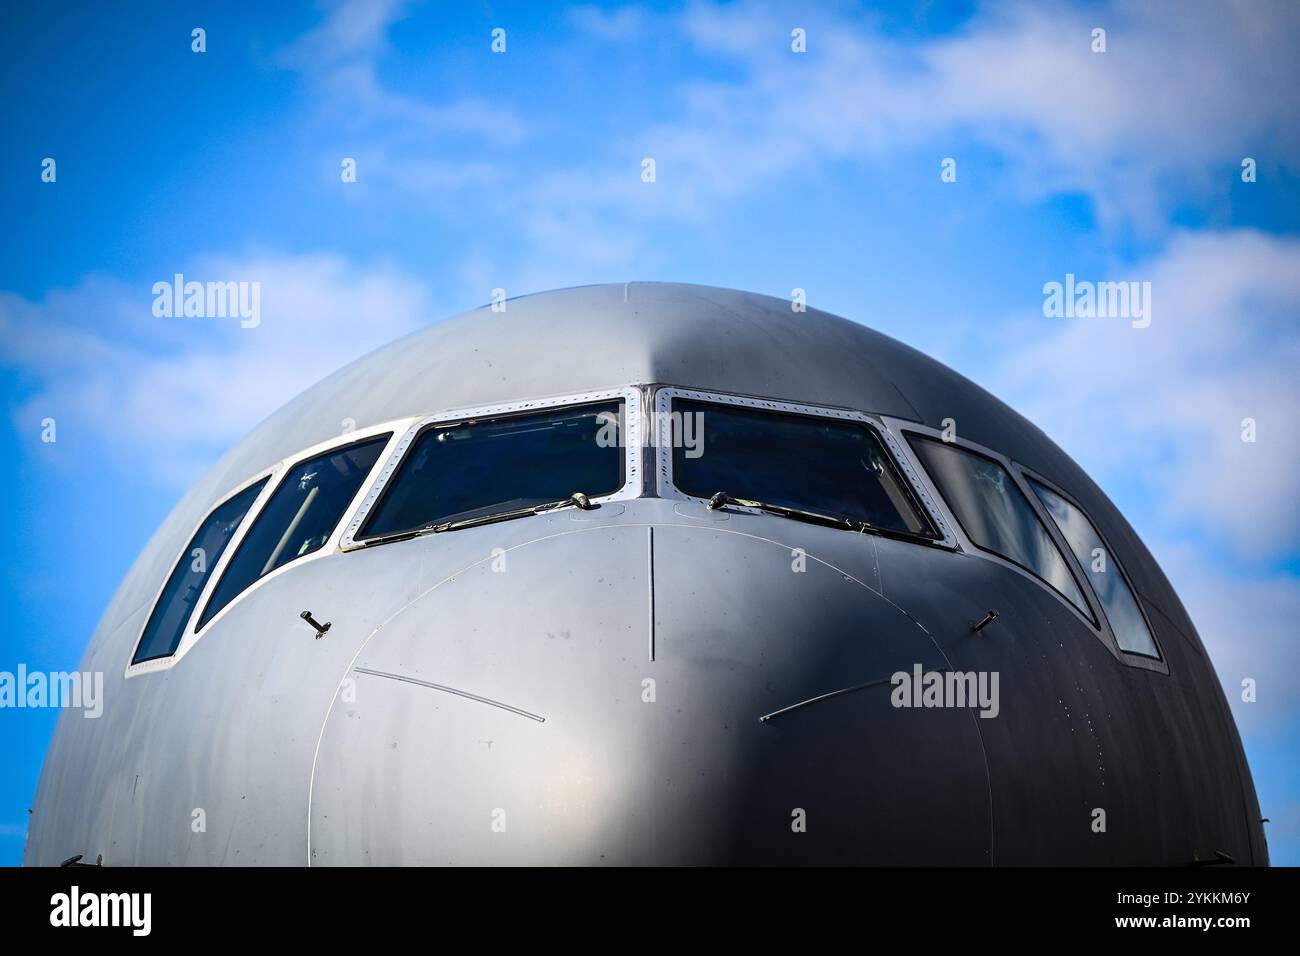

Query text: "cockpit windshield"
[670, 398, 937, 539]
[357, 401, 625, 541]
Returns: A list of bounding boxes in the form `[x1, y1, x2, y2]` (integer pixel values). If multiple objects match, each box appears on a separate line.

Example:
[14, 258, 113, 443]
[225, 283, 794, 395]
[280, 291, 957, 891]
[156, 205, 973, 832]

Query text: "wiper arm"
[356, 527, 426, 548]
[706, 491, 932, 544]
[432, 492, 593, 534]
[707, 491, 861, 531]
[357, 493, 593, 546]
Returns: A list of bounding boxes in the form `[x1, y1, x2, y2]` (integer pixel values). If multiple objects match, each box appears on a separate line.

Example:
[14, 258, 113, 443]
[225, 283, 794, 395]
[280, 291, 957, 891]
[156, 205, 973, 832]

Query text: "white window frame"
[124, 419, 412, 678]
[886, 417, 1116, 643]
[339, 387, 644, 551]
[1015, 463, 1168, 673]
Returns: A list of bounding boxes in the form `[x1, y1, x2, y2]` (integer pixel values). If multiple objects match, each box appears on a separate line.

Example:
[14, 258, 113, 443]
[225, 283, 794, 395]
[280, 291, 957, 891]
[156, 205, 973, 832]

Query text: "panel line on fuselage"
[352, 666, 546, 723]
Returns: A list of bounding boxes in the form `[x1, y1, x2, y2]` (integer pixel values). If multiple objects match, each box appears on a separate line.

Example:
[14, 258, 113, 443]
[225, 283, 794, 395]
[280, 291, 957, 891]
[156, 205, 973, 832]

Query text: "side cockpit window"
[909, 437, 1091, 618]
[1028, 480, 1161, 658]
[196, 434, 391, 630]
[131, 478, 268, 664]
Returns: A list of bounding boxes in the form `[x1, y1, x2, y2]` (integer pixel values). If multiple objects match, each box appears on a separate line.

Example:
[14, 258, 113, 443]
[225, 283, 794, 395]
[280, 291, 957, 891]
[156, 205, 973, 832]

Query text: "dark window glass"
[359, 402, 624, 539]
[198, 435, 390, 628]
[1029, 480, 1160, 657]
[132, 479, 267, 664]
[671, 399, 936, 537]
[909, 437, 1090, 616]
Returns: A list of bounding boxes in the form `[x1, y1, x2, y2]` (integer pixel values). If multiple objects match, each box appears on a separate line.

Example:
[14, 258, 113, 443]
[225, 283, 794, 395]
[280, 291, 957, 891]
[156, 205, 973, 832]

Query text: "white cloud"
[309, 63, 528, 147]
[922, 1, 1300, 222]
[981, 228, 1300, 737]
[1, 253, 432, 486]
[256, 0, 1300, 287]
[991, 229, 1300, 561]
[1147, 538, 1300, 734]
[280, 0, 528, 181]
[653, 0, 1300, 225]
[278, 0, 414, 70]
[457, 0, 1300, 282]
[568, 4, 652, 42]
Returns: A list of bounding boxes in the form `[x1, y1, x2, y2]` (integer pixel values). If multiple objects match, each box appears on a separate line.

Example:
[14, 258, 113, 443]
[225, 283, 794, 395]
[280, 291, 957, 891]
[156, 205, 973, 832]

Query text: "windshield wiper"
[358, 493, 593, 546]
[706, 491, 934, 544]
[706, 491, 861, 529]
[431, 491, 593, 534]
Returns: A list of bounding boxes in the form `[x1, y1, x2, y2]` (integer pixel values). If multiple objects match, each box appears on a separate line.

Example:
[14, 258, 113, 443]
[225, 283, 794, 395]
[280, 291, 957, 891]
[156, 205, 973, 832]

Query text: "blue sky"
[2, 0, 1298, 864]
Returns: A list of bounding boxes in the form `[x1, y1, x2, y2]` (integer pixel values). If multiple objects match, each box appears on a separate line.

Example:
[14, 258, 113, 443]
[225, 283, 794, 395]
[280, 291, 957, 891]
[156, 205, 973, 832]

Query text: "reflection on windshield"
[358, 401, 624, 540]
[671, 399, 936, 538]
[198, 434, 391, 628]
[132, 479, 267, 664]
[1029, 480, 1160, 657]
[909, 437, 1090, 615]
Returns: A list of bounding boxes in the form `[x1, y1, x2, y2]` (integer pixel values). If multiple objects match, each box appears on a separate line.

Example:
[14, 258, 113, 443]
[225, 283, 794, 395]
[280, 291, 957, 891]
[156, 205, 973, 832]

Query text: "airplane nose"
[308, 521, 992, 864]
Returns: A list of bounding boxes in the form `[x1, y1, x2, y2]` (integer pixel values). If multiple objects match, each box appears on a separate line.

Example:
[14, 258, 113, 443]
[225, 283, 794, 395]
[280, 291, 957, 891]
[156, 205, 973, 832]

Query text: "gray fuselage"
[26, 283, 1266, 865]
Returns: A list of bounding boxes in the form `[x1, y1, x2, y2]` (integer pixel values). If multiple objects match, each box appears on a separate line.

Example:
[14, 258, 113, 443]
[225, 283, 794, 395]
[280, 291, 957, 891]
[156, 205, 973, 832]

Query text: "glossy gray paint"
[26, 283, 1265, 865]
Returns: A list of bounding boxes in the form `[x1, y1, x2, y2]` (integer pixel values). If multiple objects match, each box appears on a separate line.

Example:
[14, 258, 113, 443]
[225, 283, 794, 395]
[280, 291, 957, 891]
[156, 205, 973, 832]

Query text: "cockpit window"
[357, 401, 624, 540]
[670, 399, 937, 539]
[132, 479, 267, 664]
[197, 434, 390, 629]
[1028, 479, 1160, 658]
[909, 437, 1091, 618]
